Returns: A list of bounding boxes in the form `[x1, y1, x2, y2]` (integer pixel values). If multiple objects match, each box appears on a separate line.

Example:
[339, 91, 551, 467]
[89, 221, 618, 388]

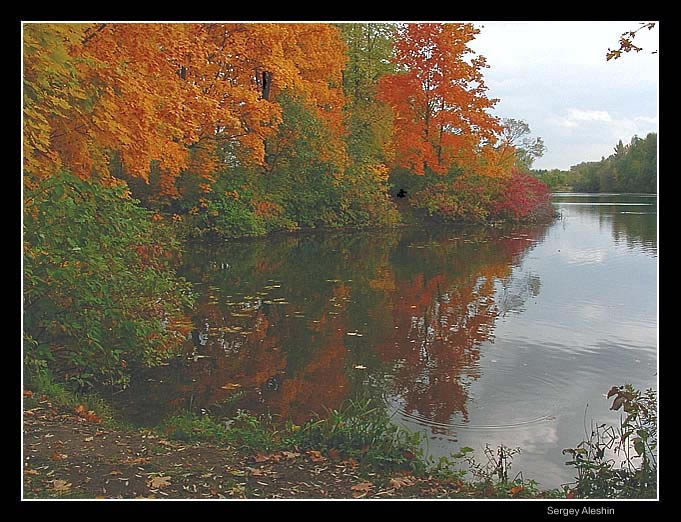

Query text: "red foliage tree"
[493, 169, 552, 221]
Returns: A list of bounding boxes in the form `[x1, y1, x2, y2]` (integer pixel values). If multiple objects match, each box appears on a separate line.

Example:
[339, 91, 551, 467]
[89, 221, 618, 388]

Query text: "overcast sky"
[467, 21, 659, 171]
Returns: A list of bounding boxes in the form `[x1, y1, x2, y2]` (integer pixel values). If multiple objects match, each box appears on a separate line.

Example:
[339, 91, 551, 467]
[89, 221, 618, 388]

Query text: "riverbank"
[22, 390, 566, 500]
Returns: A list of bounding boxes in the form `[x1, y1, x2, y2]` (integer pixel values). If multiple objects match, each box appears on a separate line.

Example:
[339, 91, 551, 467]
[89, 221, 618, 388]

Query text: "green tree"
[337, 23, 396, 106]
[568, 133, 656, 193]
[24, 171, 195, 388]
[262, 90, 348, 227]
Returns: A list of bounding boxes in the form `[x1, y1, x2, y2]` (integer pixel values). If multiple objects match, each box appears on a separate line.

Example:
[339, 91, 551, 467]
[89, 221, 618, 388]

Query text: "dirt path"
[22, 396, 466, 500]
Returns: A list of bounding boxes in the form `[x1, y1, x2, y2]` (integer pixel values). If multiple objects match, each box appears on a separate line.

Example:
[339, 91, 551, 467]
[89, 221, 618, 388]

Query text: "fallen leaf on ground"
[124, 456, 152, 465]
[74, 404, 101, 423]
[85, 411, 101, 423]
[52, 480, 71, 492]
[390, 476, 416, 489]
[307, 450, 326, 462]
[281, 451, 300, 460]
[147, 475, 171, 489]
[254, 453, 270, 463]
[351, 481, 374, 498]
[51, 452, 67, 461]
[23, 390, 33, 398]
[510, 485, 524, 495]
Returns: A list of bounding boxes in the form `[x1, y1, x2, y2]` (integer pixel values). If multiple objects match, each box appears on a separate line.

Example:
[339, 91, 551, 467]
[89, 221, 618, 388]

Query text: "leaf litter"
[22, 398, 539, 499]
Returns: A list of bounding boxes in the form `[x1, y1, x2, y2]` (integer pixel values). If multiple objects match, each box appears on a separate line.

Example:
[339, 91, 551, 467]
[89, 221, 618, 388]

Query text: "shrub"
[296, 398, 426, 473]
[24, 171, 195, 389]
[563, 384, 657, 498]
[492, 169, 554, 222]
[407, 169, 554, 224]
[190, 194, 266, 238]
[409, 175, 501, 223]
[338, 166, 401, 227]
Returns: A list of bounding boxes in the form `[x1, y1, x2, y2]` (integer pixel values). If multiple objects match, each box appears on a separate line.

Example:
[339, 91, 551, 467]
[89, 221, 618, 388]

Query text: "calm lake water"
[116, 193, 657, 490]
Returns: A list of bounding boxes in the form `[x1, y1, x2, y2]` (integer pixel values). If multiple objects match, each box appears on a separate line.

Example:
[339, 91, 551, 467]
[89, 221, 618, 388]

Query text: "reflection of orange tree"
[162, 300, 288, 415]
[264, 327, 349, 425]
[162, 282, 351, 424]
[154, 226, 547, 427]
[266, 282, 353, 424]
[373, 235, 538, 432]
[375, 272, 494, 429]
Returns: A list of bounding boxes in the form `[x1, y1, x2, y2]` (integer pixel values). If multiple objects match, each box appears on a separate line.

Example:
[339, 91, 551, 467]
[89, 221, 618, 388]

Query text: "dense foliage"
[24, 171, 195, 388]
[406, 169, 553, 224]
[23, 22, 552, 235]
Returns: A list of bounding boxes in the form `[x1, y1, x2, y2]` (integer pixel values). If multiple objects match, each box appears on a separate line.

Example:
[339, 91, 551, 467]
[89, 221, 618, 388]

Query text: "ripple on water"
[384, 357, 562, 436]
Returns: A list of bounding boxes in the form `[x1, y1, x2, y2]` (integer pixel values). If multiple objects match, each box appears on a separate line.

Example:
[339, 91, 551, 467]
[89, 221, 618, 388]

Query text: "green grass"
[23, 365, 132, 431]
[158, 398, 427, 473]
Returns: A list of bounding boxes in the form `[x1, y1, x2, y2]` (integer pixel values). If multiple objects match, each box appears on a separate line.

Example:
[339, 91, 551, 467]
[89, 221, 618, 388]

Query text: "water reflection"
[112, 193, 657, 490]
[553, 193, 657, 255]
[115, 225, 549, 428]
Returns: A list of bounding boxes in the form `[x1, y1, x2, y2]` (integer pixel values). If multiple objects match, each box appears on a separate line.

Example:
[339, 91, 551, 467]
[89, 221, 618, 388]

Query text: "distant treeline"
[532, 133, 657, 193]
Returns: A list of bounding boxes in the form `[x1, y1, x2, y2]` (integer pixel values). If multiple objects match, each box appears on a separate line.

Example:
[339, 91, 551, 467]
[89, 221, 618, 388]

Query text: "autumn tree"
[377, 23, 502, 176]
[23, 23, 347, 200]
[23, 24, 91, 184]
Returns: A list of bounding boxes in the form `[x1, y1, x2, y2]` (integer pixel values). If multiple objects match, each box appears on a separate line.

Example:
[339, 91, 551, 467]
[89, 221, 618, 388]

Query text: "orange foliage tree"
[23, 23, 346, 197]
[377, 23, 502, 176]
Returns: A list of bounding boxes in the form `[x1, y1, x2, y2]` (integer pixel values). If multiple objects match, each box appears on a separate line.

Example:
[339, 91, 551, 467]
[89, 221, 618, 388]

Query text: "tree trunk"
[262, 71, 272, 100]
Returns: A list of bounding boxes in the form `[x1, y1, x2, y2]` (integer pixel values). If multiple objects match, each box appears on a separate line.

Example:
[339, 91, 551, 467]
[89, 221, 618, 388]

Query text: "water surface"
[115, 193, 657, 490]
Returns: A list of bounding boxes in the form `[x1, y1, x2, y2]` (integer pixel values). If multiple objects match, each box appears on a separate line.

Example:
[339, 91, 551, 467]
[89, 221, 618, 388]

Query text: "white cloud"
[555, 117, 578, 129]
[549, 109, 612, 129]
[634, 116, 658, 126]
[567, 109, 612, 122]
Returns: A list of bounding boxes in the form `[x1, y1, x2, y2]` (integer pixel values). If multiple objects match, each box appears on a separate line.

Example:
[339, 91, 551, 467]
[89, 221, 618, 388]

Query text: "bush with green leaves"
[24, 171, 195, 389]
[406, 170, 555, 225]
[192, 195, 267, 239]
[563, 384, 657, 498]
[409, 175, 502, 223]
